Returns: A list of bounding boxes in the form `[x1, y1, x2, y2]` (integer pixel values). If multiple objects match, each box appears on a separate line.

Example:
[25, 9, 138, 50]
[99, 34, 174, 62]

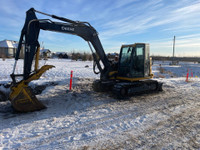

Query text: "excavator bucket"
[10, 84, 46, 112]
[9, 65, 54, 112]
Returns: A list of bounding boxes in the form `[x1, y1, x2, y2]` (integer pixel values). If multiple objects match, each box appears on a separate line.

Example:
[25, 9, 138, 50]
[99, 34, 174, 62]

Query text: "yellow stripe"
[115, 76, 153, 82]
[109, 71, 118, 76]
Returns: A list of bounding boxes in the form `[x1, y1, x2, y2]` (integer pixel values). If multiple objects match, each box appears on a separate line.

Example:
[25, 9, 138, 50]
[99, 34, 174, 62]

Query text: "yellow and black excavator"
[9, 8, 162, 112]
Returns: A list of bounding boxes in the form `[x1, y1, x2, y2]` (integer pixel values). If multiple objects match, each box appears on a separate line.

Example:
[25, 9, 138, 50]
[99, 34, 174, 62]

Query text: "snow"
[0, 59, 99, 86]
[0, 58, 200, 149]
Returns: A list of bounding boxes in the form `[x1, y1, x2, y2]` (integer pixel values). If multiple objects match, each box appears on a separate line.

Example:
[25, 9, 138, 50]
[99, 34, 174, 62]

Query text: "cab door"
[128, 44, 144, 78]
[118, 46, 133, 77]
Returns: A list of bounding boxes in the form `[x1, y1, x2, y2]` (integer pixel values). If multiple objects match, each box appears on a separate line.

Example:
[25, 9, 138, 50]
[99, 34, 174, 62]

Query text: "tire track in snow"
[89, 102, 200, 150]
[17, 89, 197, 149]
[2, 81, 199, 149]
[21, 101, 200, 150]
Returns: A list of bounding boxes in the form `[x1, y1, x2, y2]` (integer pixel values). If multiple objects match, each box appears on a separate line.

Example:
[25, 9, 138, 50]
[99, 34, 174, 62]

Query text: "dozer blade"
[9, 65, 55, 112]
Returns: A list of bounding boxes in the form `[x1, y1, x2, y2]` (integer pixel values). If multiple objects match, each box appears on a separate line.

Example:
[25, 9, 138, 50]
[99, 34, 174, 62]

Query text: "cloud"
[178, 34, 200, 40]
[113, 0, 139, 9]
[163, 25, 200, 32]
[100, 0, 200, 39]
[150, 33, 200, 56]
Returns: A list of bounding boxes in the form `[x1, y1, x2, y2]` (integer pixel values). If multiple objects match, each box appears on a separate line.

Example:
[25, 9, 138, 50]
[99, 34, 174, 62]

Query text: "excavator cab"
[117, 43, 153, 81]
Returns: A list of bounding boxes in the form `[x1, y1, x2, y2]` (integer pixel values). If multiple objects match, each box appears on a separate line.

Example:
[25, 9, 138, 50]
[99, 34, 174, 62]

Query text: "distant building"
[0, 39, 24, 58]
[40, 49, 52, 58]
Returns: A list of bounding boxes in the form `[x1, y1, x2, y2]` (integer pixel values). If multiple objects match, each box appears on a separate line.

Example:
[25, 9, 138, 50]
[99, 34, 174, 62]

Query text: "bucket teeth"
[9, 65, 54, 112]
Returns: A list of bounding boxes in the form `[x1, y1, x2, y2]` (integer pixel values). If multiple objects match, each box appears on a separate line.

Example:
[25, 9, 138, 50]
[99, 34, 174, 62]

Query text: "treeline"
[53, 52, 93, 61]
[71, 52, 93, 61]
[151, 56, 200, 62]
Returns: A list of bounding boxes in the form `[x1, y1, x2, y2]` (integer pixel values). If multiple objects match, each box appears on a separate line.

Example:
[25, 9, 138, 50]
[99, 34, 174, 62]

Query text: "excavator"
[9, 8, 162, 112]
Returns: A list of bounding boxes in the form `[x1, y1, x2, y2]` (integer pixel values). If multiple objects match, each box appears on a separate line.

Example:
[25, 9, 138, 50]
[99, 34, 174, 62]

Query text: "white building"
[0, 39, 23, 58]
[40, 49, 52, 58]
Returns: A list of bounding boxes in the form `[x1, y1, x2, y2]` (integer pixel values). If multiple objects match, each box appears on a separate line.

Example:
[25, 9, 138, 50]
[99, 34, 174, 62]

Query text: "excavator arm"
[12, 8, 110, 82]
[10, 8, 112, 112]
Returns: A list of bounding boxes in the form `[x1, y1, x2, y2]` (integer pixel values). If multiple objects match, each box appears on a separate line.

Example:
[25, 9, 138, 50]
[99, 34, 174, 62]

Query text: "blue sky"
[0, 0, 200, 56]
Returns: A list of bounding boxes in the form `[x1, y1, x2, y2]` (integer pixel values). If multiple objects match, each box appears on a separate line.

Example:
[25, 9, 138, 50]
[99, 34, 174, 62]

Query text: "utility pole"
[172, 36, 176, 65]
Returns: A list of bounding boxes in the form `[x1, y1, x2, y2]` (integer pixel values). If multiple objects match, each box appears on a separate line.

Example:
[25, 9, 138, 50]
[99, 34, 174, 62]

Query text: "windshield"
[120, 46, 133, 66]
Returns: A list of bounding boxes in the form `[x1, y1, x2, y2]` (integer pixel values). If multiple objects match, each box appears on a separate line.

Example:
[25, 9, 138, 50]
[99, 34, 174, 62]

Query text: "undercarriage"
[92, 80, 163, 99]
